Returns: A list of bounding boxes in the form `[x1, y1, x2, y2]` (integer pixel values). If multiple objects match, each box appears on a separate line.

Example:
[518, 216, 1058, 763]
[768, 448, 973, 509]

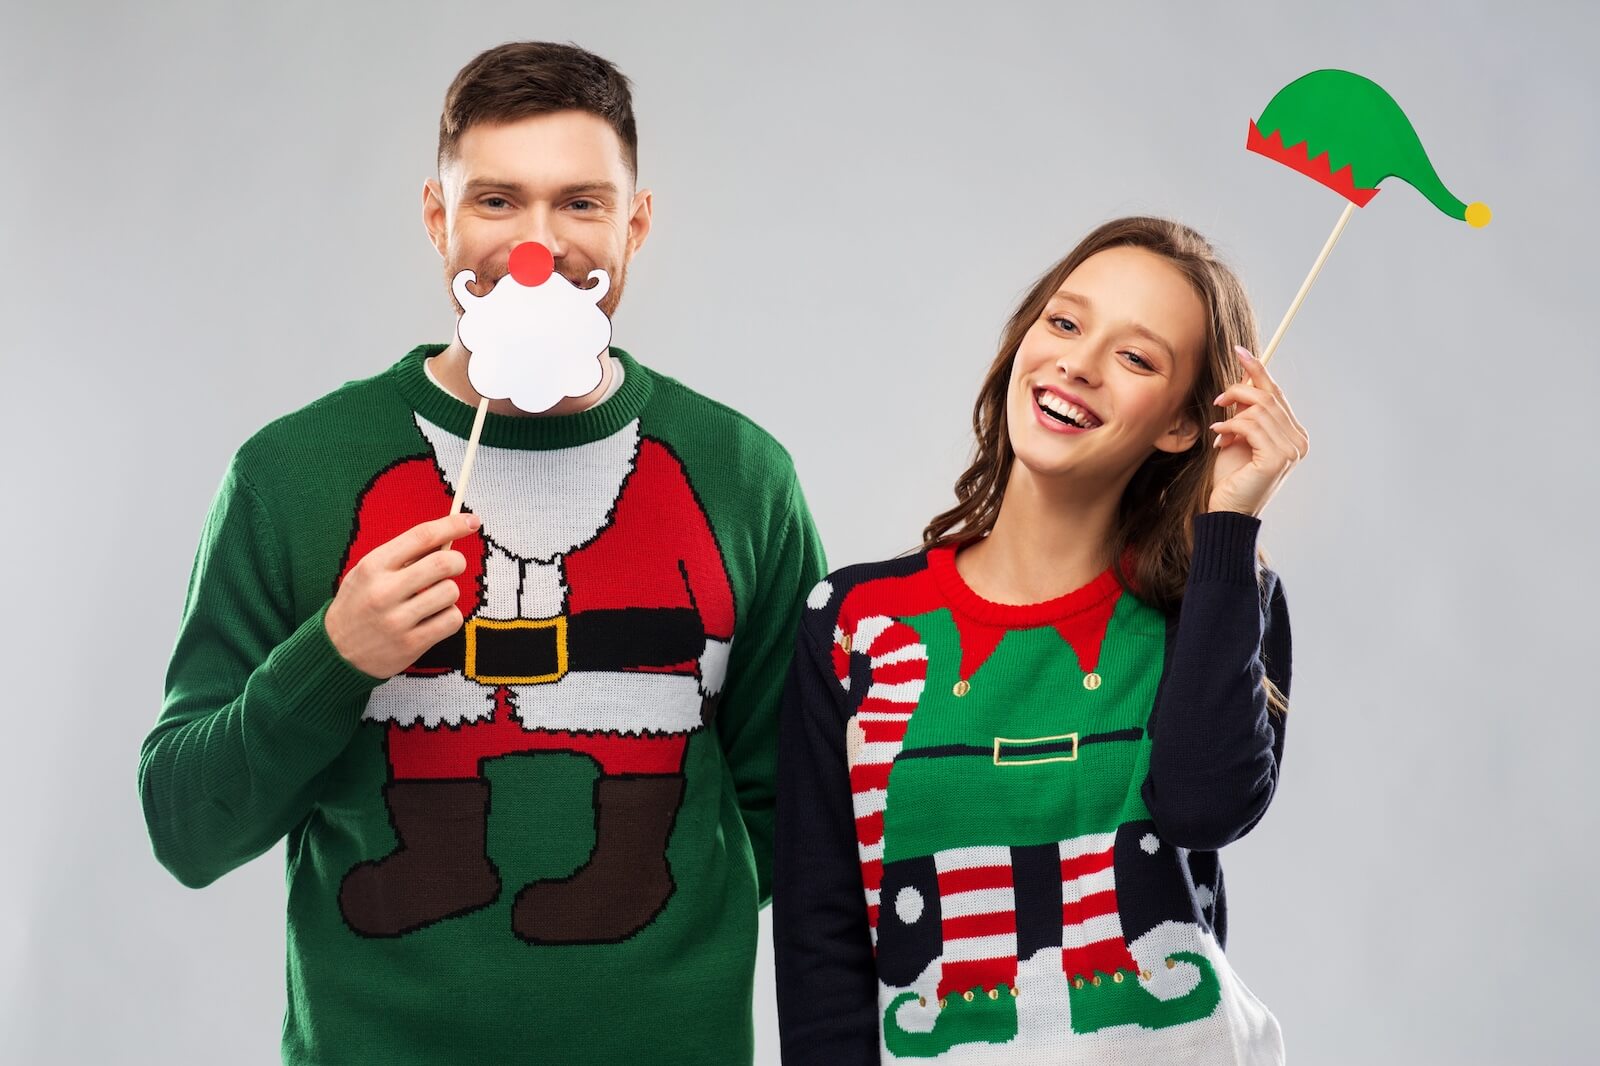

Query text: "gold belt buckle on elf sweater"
[464, 616, 569, 685]
[993, 732, 1079, 766]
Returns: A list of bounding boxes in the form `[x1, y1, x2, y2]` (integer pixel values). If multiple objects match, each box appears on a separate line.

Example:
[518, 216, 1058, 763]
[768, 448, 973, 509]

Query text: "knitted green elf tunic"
[775, 513, 1289, 1065]
[140, 344, 825, 1066]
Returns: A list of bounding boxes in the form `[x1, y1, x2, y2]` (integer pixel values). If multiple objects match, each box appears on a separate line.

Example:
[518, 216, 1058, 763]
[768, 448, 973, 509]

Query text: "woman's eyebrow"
[1050, 289, 1174, 359]
[1126, 323, 1175, 359]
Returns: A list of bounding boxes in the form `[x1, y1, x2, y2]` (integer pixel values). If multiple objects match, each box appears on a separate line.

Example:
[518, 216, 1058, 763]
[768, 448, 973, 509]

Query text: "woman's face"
[1007, 246, 1208, 485]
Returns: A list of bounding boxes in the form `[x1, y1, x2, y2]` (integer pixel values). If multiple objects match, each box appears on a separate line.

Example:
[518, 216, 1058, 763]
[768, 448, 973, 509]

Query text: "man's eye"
[483, 197, 510, 209]
[568, 199, 595, 211]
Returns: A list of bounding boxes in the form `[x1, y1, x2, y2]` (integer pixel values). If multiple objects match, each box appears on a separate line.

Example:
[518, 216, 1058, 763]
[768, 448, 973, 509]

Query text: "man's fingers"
[399, 576, 465, 628]
[371, 513, 480, 571]
[393, 548, 468, 600]
[414, 603, 466, 647]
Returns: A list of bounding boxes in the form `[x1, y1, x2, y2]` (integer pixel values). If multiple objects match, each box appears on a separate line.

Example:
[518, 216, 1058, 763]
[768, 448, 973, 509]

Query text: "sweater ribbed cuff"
[1189, 511, 1262, 585]
[264, 601, 386, 737]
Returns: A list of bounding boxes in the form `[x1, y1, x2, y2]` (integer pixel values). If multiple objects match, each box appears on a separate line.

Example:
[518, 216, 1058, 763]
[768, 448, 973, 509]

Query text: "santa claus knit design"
[776, 515, 1291, 1065]
[141, 344, 824, 1066]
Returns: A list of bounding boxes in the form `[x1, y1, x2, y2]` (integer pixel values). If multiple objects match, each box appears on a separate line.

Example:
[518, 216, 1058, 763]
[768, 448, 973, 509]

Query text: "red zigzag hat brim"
[1247, 121, 1380, 207]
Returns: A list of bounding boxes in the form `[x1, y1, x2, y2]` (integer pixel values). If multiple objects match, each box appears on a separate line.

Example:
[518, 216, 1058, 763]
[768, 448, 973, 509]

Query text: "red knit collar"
[925, 543, 1125, 629]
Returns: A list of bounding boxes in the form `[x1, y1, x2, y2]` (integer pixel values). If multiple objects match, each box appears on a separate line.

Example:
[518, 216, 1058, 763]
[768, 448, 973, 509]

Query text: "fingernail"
[1212, 435, 1222, 448]
[465, 514, 481, 530]
[1235, 345, 1255, 361]
[1213, 394, 1226, 405]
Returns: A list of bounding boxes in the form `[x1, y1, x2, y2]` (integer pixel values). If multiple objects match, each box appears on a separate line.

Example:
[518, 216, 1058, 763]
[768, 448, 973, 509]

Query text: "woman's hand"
[1208, 346, 1309, 516]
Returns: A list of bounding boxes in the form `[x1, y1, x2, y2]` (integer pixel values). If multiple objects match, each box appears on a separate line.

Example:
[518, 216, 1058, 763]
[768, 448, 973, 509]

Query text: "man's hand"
[326, 513, 480, 679]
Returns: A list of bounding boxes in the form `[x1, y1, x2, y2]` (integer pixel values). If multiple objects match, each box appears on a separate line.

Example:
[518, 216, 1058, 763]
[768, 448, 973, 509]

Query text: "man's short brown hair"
[438, 42, 638, 178]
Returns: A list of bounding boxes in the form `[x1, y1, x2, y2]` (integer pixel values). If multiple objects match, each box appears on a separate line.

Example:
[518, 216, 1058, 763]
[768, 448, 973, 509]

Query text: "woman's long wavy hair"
[922, 216, 1286, 714]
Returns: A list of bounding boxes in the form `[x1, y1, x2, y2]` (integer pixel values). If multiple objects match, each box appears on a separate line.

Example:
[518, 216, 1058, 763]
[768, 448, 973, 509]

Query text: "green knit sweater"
[140, 344, 825, 1065]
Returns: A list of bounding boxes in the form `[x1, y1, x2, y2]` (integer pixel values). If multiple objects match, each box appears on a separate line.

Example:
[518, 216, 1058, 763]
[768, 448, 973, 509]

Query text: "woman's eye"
[1049, 315, 1079, 333]
[1123, 351, 1151, 369]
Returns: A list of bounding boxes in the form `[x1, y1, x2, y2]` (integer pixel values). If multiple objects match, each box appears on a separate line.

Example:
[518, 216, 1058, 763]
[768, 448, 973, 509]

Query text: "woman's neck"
[954, 462, 1126, 605]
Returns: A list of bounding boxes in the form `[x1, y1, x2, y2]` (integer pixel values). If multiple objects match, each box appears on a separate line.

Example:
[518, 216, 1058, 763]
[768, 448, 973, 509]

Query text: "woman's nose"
[1056, 346, 1103, 385]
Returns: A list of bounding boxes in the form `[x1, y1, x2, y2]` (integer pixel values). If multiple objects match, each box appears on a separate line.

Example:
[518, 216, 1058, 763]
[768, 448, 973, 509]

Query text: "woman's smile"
[1032, 386, 1104, 434]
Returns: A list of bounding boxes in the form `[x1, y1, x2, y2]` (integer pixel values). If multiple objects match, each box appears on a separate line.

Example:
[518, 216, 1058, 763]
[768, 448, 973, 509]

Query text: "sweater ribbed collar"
[389, 343, 654, 450]
[925, 544, 1124, 629]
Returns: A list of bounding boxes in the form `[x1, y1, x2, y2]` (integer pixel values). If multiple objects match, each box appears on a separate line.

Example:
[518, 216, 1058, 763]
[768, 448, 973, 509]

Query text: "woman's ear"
[1153, 408, 1203, 454]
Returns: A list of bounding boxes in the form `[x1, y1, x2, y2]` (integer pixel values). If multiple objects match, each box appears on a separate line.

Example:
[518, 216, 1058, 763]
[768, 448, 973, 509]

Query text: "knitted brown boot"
[338, 778, 502, 937]
[511, 774, 685, 945]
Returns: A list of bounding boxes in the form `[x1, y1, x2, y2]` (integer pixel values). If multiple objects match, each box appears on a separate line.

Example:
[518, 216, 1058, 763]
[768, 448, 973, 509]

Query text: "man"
[140, 41, 824, 1065]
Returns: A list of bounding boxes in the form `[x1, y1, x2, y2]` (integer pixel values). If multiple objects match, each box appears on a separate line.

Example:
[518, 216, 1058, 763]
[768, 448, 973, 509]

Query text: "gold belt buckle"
[464, 616, 569, 684]
[993, 732, 1079, 766]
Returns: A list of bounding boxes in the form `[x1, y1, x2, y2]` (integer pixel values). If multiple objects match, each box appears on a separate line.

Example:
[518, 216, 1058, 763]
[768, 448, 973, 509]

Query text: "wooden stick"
[1260, 200, 1356, 366]
[449, 397, 491, 517]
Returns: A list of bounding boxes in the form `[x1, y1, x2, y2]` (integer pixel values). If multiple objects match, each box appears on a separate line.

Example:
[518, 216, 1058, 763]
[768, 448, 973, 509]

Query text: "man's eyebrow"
[555, 181, 620, 199]
[459, 179, 621, 200]
[1049, 289, 1176, 359]
[461, 178, 528, 197]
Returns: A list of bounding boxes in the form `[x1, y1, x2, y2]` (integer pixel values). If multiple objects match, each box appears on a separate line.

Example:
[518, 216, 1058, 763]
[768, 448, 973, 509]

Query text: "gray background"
[4, 1, 1595, 1062]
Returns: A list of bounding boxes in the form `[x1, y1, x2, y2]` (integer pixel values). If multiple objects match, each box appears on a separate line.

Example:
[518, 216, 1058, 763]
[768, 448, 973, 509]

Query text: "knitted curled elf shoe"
[1064, 954, 1222, 1035]
[882, 985, 1020, 1059]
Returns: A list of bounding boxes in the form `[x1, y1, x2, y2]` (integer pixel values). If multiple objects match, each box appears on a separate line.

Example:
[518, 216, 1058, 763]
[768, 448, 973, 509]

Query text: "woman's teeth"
[1037, 391, 1101, 429]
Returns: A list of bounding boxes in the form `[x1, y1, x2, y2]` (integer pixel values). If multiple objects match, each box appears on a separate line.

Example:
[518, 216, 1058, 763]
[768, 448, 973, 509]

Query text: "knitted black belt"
[895, 728, 1145, 766]
[412, 607, 705, 684]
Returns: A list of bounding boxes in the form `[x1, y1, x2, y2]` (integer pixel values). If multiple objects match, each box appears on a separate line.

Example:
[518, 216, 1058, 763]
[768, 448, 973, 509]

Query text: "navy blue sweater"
[773, 512, 1291, 1064]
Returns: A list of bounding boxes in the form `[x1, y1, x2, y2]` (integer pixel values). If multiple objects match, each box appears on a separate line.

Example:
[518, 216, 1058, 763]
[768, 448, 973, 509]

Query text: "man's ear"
[422, 178, 449, 258]
[625, 187, 653, 261]
[1154, 408, 1203, 454]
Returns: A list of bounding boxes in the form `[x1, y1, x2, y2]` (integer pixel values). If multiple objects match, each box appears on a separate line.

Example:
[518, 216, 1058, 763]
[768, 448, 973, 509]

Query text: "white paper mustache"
[452, 243, 613, 414]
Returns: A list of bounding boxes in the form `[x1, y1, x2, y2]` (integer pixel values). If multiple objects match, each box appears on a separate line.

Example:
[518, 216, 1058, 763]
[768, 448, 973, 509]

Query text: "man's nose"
[512, 208, 565, 259]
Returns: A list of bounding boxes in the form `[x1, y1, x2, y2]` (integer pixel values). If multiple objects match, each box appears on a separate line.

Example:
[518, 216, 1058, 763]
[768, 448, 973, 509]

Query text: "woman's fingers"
[1216, 349, 1308, 460]
[1210, 406, 1301, 466]
[1235, 345, 1288, 399]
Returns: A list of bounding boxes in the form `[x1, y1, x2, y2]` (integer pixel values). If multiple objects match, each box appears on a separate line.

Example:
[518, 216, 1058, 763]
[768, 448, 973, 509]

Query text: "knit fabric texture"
[775, 512, 1290, 1065]
[141, 344, 825, 1066]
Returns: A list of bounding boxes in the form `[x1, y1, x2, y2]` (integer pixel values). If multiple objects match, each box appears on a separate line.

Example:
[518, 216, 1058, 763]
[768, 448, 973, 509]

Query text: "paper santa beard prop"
[452, 241, 612, 414]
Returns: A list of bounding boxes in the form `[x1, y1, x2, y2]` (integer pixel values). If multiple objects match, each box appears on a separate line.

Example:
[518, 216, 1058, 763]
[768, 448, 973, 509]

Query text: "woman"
[775, 216, 1307, 1065]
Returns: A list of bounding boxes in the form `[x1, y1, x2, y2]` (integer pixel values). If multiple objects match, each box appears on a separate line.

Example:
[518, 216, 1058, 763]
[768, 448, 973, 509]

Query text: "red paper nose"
[508, 242, 555, 286]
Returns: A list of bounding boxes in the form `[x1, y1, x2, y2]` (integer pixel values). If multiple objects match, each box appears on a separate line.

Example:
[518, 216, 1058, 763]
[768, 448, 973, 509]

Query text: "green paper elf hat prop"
[1247, 68, 1491, 227]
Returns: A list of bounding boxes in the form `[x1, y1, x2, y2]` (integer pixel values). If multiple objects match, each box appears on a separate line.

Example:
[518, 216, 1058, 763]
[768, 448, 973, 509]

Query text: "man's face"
[424, 110, 651, 320]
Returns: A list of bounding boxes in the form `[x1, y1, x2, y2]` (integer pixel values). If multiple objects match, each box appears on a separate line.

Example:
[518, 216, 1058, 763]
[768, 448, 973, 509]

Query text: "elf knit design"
[775, 514, 1290, 1066]
[141, 344, 825, 1066]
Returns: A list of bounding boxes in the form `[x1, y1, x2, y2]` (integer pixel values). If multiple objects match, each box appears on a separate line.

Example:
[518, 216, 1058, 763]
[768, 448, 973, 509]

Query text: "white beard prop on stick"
[453, 241, 613, 414]
[443, 241, 615, 517]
